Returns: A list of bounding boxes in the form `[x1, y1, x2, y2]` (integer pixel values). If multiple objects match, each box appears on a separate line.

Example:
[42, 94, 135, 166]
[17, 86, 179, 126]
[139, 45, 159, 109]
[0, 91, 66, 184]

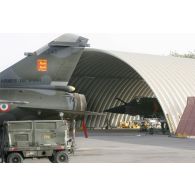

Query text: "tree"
[170, 51, 195, 59]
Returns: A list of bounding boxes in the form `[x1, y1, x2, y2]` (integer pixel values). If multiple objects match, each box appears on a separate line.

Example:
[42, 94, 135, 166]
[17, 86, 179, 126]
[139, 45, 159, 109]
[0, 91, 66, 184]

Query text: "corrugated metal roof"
[70, 49, 195, 133]
[108, 50, 195, 133]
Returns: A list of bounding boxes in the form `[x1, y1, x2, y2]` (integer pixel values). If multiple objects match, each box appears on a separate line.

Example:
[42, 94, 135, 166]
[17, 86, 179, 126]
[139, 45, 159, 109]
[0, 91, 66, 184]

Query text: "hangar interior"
[69, 49, 162, 129]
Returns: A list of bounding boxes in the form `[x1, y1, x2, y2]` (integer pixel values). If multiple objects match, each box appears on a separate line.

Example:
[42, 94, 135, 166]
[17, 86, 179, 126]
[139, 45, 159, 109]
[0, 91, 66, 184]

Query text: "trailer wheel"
[48, 155, 55, 163]
[7, 152, 23, 163]
[54, 151, 69, 163]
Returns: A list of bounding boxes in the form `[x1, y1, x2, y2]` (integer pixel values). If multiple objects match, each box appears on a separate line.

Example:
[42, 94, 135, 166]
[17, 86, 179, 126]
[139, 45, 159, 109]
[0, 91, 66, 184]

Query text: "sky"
[0, 33, 195, 72]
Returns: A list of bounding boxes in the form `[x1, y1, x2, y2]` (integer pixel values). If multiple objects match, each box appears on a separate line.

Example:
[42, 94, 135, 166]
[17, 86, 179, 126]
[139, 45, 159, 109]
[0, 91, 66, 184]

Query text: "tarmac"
[25, 129, 195, 163]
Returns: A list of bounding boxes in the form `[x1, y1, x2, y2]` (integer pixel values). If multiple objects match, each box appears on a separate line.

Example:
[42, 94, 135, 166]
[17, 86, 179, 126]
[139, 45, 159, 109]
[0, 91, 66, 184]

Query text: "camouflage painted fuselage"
[0, 34, 89, 124]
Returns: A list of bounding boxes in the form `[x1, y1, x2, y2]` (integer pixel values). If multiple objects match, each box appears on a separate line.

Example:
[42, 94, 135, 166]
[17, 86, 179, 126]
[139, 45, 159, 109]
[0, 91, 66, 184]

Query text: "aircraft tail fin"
[0, 34, 89, 88]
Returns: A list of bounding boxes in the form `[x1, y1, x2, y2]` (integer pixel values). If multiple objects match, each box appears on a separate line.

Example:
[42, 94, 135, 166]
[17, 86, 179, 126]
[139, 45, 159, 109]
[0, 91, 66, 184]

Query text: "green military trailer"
[0, 120, 73, 163]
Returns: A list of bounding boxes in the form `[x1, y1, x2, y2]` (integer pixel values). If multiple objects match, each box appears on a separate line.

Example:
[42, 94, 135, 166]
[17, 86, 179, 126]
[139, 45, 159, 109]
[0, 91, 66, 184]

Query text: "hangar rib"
[69, 49, 195, 133]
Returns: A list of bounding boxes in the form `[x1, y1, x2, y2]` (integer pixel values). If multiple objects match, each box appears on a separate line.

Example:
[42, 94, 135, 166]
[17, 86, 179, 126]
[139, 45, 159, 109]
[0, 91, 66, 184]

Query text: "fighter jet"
[104, 97, 164, 118]
[0, 34, 94, 125]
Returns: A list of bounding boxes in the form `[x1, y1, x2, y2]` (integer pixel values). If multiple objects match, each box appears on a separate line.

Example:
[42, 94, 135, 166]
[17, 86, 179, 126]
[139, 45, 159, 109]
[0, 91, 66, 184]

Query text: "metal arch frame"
[70, 50, 156, 129]
[105, 51, 195, 133]
[70, 49, 195, 133]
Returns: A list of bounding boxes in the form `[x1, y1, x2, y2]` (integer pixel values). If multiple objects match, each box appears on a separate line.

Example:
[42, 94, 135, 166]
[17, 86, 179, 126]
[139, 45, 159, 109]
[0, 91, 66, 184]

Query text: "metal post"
[64, 120, 68, 147]
[0, 126, 5, 163]
[72, 119, 76, 149]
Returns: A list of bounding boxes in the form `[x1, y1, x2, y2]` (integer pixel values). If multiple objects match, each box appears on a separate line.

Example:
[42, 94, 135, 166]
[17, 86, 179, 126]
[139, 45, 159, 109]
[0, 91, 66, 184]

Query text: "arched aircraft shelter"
[69, 48, 195, 133]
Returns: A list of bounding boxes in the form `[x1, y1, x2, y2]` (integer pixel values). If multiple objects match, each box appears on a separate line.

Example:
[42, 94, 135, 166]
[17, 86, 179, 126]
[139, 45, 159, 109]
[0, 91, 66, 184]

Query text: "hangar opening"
[69, 49, 166, 131]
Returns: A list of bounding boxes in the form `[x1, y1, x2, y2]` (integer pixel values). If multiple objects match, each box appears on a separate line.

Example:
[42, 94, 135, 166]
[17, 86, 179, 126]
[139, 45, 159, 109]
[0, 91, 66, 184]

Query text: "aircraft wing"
[0, 34, 89, 89]
[0, 100, 29, 105]
[104, 105, 126, 114]
[83, 111, 106, 116]
[18, 105, 105, 119]
[104, 105, 148, 116]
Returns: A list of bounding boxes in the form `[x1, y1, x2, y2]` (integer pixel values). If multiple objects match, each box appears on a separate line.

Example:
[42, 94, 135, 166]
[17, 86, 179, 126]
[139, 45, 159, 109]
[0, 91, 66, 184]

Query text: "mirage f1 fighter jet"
[104, 97, 164, 118]
[0, 34, 95, 125]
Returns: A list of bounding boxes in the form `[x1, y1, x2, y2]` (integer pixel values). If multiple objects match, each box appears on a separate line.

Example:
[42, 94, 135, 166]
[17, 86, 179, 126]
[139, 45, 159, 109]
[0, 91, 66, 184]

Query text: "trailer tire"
[7, 152, 23, 163]
[54, 151, 69, 163]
